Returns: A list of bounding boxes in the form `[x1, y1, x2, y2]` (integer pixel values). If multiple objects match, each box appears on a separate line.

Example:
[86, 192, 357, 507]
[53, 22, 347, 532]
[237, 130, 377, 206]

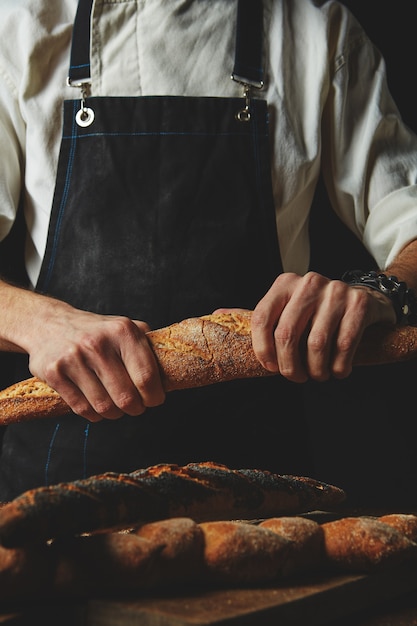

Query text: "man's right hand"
[0, 280, 166, 422]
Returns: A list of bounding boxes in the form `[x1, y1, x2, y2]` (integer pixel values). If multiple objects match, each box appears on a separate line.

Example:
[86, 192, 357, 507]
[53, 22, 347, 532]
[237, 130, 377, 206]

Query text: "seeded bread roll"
[0, 311, 416, 425]
[0, 461, 346, 547]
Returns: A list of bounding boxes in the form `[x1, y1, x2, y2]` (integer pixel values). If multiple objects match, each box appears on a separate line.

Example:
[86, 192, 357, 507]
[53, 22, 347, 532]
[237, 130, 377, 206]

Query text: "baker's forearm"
[384, 239, 417, 292]
[0, 279, 72, 353]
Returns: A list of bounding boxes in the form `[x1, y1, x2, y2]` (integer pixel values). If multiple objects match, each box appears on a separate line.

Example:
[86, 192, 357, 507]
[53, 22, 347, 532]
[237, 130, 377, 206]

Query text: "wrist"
[341, 270, 417, 326]
[0, 281, 70, 353]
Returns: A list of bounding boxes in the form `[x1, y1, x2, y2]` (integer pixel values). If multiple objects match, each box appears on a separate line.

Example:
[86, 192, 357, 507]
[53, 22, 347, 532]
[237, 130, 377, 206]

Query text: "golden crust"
[379, 513, 417, 543]
[322, 516, 417, 572]
[259, 516, 325, 576]
[353, 323, 417, 365]
[147, 311, 270, 391]
[1, 312, 417, 424]
[199, 520, 291, 584]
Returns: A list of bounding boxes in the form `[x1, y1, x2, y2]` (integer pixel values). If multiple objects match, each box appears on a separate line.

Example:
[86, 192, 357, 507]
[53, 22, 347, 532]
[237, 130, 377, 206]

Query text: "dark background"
[0, 2, 416, 505]
[307, 2, 417, 507]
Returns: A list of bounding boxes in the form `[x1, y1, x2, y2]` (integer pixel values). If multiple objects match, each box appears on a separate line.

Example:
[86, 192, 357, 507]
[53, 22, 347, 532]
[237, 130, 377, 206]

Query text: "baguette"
[0, 311, 416, 425]
[378, 513, 417, 543]
[321, 516, 417, 573]
[0, 377, 69, 424]
[259, 516, 325, 577]
[0, 461, 346, 547]
[3, 513, 417, 601]
[0, 541, 54, 600]
[199, 520, 292, 585]
[52, 532, 159, 597]
[0, 311, 267, 424]
[133, 517, 206, 587]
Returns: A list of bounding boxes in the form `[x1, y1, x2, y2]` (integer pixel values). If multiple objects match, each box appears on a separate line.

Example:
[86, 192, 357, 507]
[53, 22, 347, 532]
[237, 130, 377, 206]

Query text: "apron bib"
[0, 0, 312, 499]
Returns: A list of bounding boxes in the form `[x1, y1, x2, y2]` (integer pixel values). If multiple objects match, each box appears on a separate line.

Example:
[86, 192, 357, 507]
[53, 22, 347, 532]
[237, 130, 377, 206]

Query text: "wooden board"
[1, 559, 416, 626]
[83, 562, 417, 625]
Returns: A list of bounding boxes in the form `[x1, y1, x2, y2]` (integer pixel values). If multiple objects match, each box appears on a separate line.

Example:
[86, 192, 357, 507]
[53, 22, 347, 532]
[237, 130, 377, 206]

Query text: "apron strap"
[67, 0, 265, 88]
[232, 0, 264, 88]
[68, 0, 94, 85]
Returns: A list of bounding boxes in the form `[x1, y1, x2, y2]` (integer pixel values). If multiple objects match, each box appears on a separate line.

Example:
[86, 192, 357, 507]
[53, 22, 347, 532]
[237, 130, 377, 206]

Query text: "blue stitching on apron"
[43, 100, 79, 290]
[45, 422, 61, 485]
[83, 423, 90, 478]
[44, 423, 90, 484]
[69, 62, 90, 72]
[61, 131, 265, 140]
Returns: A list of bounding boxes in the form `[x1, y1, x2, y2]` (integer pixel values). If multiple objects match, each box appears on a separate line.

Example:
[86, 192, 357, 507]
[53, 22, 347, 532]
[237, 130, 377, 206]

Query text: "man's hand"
[216, 270, 397, 383]
[0, 281, 165, 422]
[29, 312, 166, 422]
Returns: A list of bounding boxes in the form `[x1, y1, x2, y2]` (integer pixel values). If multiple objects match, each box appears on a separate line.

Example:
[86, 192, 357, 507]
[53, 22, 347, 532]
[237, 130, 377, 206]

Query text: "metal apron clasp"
[231, 75, 264, 123]
[236, 84, 252, 122]
[66, 77, 95, 128]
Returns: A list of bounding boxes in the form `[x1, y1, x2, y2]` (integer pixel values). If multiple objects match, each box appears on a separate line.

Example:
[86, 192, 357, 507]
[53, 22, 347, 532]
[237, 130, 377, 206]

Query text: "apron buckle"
[235, 83, 253, 123]
[231, 73, 264, 123]
[66, 77, 95, 128]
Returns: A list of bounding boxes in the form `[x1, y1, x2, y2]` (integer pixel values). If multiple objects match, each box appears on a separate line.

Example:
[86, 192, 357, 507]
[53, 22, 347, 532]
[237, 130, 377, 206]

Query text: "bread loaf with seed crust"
[0, 461, 346, 547]
[0, 311, 416, 424]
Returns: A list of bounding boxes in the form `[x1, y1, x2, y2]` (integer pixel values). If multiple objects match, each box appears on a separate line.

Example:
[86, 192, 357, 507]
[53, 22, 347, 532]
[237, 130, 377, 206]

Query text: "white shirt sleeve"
[319, 8, 417, 270]
[0, 70, 25, 240]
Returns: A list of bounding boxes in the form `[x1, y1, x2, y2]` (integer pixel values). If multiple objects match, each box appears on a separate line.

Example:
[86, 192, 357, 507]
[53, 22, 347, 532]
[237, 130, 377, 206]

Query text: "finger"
[304, 280, 348, 381]
[270, 273, 328, 382]
[82, 351, 160, 418]
[250, 310, 280, 373]
[45, 354, 147, 421]
[134, 320, 153, 334]
[123, 326, 166, 408]
[80, 319, 165, 416]
[122, 356, 166, 411]
[272, 307, 310, 382]
[81, 365, 148, 418]
[251, 276, 294, 372]
[44, 374, 108, 423]
[330, 287, 370, 378]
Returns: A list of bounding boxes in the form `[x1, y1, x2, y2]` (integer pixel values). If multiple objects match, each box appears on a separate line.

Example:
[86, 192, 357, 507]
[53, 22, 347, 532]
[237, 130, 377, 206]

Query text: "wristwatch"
[341, 270, 417, 326]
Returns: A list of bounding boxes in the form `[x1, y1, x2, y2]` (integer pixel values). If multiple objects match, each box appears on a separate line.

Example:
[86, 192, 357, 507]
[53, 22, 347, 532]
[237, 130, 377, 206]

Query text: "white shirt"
[1, 0, 417, 287]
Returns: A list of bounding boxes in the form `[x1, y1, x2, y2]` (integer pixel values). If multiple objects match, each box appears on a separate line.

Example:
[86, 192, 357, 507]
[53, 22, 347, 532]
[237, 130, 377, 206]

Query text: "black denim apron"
[0, 0, 312, 500]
